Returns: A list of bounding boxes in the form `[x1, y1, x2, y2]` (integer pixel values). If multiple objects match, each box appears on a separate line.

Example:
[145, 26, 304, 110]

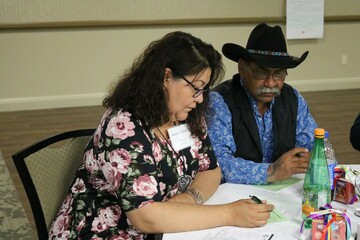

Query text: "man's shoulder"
[213, 79, 232, 92]
[213, 74, 241, 94]
[282, 82, 295, 91]
[280, 83, 298, 98]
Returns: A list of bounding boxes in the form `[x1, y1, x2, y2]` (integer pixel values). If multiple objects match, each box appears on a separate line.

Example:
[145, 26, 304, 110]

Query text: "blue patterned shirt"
[206, 79, 317, 185]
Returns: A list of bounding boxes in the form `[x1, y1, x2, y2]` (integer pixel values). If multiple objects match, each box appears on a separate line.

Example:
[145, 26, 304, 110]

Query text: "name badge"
[167, 124, 194, 151]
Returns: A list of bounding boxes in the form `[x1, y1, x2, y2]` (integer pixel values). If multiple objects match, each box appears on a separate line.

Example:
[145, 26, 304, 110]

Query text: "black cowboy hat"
[222, 23, 309, 69]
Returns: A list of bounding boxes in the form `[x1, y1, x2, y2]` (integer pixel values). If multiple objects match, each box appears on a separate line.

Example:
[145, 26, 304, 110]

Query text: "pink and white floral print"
[108, 148, 132, 174]
[152, 140, 163, 163]
[49, 213, 71, 239]
[71, 178, 86, 194]
[198, 153, 211, 171]
[49, 109, 217, 239]
[101, 162, 123, 192]
[130, 141, 144, 153]
[132, 174, 158, 198]
[84, 149, 100, 173]
[91, 205, 121, 233]
[106, 112, 136, 140]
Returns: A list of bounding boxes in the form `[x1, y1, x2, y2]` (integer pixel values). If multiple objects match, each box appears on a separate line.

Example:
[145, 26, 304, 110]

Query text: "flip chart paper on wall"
[286, 0, 324, 39]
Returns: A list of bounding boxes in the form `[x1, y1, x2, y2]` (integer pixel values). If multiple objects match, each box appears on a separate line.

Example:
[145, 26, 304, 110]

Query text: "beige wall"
[1, 22, 360, 112]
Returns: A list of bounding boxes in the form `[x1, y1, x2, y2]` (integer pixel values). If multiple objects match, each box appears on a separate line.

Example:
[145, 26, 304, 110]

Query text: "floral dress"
[48, 108, 218, 240]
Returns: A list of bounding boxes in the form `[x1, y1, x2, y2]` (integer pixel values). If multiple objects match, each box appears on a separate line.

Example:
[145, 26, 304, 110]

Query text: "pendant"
[177, 175, 192, 193]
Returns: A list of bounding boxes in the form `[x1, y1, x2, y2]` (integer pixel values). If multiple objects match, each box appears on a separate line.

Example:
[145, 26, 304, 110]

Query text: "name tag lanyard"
[156, 124, 194, 193]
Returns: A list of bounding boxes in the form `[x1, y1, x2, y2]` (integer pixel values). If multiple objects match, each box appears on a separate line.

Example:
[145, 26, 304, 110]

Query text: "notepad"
[256, 177, 302, 191]
[268, 208, 287, 223]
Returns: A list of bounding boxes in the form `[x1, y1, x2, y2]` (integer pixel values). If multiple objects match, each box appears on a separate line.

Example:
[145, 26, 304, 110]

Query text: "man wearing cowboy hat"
[206, 23, 318, 185]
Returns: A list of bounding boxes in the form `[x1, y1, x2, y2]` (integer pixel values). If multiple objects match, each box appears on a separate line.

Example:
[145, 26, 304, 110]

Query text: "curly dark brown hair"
[103, 31, 224, 137]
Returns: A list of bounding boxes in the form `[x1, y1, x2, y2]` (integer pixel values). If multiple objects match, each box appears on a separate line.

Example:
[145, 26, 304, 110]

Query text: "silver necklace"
[156, 126, 192, 193]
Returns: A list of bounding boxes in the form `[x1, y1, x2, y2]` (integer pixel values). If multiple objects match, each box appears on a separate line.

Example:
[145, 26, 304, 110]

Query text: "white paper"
[286, 0, 324, 39]
[165, 226, 286, 240]
[163, 167, 360, 240]
[202, 229, 278, 240]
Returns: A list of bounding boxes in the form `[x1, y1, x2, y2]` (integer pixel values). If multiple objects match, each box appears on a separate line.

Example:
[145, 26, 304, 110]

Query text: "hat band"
[247, 49, 289, 57]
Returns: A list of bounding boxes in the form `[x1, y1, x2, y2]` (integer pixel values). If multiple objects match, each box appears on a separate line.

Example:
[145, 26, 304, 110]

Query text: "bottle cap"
[314, 128, 325, 138]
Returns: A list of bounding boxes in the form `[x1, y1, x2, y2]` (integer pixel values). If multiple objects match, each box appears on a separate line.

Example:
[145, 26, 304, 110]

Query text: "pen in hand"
[249, 195, 263, 204]
[250, 195, 278, 217]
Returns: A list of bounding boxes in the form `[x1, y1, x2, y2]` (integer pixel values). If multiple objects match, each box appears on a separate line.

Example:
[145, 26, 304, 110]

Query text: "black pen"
[250, 195, 279, 219]
[249, 195, 263, 204]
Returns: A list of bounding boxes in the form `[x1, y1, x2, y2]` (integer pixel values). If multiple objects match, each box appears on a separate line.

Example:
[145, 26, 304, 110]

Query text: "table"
[163, 166, 360, 240]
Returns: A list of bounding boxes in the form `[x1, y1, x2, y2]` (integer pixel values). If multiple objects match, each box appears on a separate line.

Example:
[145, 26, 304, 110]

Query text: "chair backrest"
[12, 128, 95, 240]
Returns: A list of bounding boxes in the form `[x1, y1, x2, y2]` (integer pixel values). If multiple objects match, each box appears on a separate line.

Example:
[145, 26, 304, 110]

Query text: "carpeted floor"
[0, 150, 33, 239]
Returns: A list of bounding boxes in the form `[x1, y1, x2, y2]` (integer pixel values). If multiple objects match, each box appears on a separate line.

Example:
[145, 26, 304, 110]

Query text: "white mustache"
[256, 87, 280, 95]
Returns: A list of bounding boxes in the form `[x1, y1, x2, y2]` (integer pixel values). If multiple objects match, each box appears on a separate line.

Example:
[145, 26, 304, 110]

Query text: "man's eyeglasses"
[172, 72, 209, 98]
[248, 64, 287, 81]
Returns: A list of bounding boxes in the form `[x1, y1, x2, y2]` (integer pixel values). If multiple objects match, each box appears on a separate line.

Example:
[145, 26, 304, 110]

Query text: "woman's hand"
[226, 199, 275, 227]
[127, 197, 274, 233]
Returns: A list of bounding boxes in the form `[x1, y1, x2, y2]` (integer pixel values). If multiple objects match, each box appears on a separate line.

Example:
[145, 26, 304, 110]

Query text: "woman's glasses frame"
[172, 71, 209, 98]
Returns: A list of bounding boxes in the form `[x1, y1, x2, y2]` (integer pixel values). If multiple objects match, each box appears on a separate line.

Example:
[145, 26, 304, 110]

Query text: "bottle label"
[302, 202, 315, 217]
[302, 190, 316, 217]
[302, 189, 330, 217]
[317, 190, 327, 208]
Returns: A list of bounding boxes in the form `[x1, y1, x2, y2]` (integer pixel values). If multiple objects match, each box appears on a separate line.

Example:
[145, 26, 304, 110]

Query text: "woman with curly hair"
[49, 31, 274, 240]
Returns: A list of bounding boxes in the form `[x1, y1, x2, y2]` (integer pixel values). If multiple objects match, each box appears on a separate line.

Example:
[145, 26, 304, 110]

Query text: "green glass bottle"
[302, 128, 331, 219]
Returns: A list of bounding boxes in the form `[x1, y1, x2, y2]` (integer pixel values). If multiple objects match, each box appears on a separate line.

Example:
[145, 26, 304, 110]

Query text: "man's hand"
[267, 148, 310, 183]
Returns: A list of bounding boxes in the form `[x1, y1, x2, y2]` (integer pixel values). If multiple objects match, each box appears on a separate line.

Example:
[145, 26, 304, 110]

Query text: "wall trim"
[1, 77, 359, 112]
[1, 1, 359, 29]
[287, 77, 360, 92]
[0, 93, 105, 112]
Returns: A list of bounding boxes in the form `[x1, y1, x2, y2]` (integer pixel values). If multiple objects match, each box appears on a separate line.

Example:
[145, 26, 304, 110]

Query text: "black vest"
[213, 74, 298, 163]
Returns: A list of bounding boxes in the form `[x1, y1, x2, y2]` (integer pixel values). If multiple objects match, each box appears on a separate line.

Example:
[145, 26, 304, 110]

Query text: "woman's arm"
[167, 166, 221, 204]
[188, 166, 221, 202]
[126, 198, 274, 233]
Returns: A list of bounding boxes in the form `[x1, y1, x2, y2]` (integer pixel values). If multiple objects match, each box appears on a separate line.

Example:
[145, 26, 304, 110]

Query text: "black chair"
[12, 128, 95, 240]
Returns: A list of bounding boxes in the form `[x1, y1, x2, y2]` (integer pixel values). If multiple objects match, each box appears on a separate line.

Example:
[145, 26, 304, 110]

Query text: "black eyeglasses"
[248, 64, 287, 80]
[172, 72, 209, 98]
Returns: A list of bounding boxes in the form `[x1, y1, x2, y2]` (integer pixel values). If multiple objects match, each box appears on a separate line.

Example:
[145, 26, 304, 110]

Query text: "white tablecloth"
[163, 165, 360, 240]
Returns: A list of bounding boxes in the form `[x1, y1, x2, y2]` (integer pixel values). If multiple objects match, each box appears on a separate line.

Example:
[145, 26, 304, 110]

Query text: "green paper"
[268, 208, 288, 223]
[256, 177, 302, 191]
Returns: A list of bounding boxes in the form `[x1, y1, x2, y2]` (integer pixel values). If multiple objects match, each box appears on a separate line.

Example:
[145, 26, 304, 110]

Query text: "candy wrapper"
[311, 215, 346, 240]
[333, 165, 359, 204]
[300, 206, 351, 240]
